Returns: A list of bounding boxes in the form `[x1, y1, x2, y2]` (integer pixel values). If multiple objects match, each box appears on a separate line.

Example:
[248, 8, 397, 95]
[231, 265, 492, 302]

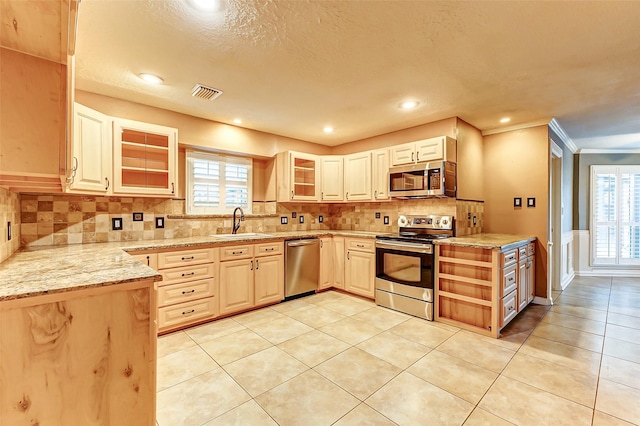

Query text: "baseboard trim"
[533, 296, 552, 306]
[561, 271, 575, 290]
[576, 270, 640, 277]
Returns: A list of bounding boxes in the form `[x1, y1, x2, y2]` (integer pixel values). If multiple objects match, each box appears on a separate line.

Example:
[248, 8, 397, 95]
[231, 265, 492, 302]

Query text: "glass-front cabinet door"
[113, 118, 178, 196]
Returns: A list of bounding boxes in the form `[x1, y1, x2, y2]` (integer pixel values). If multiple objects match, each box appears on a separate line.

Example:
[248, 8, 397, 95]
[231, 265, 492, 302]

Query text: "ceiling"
[75, 0, 640, 150]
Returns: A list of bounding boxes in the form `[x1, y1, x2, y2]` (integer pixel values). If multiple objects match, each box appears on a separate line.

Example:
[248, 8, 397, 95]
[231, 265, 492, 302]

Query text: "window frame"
[185, 150, 253, 215]
[590, 165, 640, 266]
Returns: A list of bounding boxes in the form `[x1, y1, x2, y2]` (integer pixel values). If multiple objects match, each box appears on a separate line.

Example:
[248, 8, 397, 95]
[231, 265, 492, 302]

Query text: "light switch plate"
[281, 216, 288, 225]
[133, 212, 143, 221]
[155, 216, 165, 229]
[384, 216, 390, 225]
[112, 218, 123, 231]
[527, 197, 536, 208]
[319, 215, 323, 223]
[7, 222, 11, 241]
[375, 212, 381, 219]
[299, 215, 304, 224]
[291, 212, 297, 219]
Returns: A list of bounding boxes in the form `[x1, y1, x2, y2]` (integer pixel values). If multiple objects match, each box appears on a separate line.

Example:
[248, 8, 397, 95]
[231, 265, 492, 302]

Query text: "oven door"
[375, 240, 433, 289]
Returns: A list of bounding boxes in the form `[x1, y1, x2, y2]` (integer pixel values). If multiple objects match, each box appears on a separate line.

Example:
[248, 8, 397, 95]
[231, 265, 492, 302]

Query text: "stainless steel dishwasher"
[285, 238, 320, 299]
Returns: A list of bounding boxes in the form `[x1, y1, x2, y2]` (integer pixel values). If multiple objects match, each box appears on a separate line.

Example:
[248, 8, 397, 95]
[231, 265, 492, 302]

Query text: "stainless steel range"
[375, 214, 454, 320]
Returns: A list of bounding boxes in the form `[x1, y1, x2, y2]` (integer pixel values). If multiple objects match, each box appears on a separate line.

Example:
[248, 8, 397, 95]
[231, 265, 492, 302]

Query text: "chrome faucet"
[232, 207, 245, 234]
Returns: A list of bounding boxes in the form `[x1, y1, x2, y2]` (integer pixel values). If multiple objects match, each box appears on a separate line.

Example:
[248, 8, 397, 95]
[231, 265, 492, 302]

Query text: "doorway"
[550, 141, 563, 299]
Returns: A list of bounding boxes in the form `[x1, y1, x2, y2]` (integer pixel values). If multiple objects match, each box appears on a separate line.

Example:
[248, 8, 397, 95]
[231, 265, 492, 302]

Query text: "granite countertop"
[434, 233, 536, 250]
[0, 230, 380, 301]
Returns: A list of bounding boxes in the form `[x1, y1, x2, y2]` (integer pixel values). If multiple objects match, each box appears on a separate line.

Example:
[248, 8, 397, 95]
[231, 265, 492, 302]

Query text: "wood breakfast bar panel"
[0, 280, 157, 426]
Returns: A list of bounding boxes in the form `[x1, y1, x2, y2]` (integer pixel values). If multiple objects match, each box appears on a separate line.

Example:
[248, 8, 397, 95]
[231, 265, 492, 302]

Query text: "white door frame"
[549, 141, 563, 301]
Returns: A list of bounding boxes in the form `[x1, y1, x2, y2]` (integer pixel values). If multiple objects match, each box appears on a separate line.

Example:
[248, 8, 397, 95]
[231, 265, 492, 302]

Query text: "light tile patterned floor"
[156, 276, 640, 425]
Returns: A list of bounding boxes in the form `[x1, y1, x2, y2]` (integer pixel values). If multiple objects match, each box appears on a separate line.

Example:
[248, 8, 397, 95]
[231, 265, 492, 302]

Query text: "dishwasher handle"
[287, 239, 319, 247]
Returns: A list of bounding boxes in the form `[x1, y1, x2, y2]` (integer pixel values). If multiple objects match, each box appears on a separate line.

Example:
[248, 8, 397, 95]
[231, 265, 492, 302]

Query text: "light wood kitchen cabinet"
[320, 156, 344, 201]
[0, 280, 157, 426]
[254, 254, 284, 306]
[219, 241, 284, 315]
[156, 247, 219, 333]
[113, 118, 178, 196]
[344, 237, 375, 298]
[69, 103, 112, 193]
[276, 151, 320, 202]
[344, 152, 372, 201]
[435, 239, 535, 338]
[372, 148, 390, 200]
[518, 243, 536, 309]
[219, 258, 255, 315]
[132, 252, 158, 270]
[333, 236, 345, 289]
[391, 136, 457, 166]
[319, 237, 334, 290]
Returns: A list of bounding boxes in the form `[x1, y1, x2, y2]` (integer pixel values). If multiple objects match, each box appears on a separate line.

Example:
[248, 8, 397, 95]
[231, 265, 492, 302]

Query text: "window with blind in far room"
[186, 150, 252, 215]
[591, 165, 640, 266]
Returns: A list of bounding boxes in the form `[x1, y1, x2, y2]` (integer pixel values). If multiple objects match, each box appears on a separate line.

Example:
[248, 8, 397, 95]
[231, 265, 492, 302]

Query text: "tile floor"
[156, 276, 640, 425]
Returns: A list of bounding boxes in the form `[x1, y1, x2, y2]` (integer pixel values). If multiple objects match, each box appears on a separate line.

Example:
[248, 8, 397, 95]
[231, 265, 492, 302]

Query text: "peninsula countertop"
[0, 230, 380, 301]
[434, 233, 536, 250]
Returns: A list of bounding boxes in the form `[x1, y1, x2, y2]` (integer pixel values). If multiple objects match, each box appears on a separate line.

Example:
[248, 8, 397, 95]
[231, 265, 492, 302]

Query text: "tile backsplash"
[18, 193, 483, 248]
[0, 187, 21, 262]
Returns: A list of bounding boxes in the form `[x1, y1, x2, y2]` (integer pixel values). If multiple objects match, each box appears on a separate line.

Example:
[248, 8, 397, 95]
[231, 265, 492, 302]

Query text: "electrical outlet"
[291, 212, 297, 219]
[375, 212, 381, 219]
[133, 212, 143, 221]
[112, 218, 123, 231]
[384, 216, 390, 225]
[319, 215, 324, 223]
[7, 222, 11, 241]
[155, 216, 165, 229]
[299, 215, 304, 224]
[281, 216, 288, 225]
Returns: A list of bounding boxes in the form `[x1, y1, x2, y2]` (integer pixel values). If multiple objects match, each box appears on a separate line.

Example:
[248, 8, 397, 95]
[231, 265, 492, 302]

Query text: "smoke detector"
[191, 84, 223, 101]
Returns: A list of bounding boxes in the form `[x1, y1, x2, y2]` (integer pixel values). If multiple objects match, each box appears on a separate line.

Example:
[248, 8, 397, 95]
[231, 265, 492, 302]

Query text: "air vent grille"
[191, 84, 223, 101]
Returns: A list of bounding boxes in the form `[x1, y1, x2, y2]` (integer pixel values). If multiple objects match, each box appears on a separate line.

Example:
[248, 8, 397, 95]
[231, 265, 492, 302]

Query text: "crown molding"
[578, 149, 640, 154]
[482, 118, 552, 136]
[548, 118, 578, 153]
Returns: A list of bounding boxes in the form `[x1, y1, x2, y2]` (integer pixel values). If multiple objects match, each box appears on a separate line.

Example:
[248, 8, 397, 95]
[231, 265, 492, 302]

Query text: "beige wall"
[456, 118, 484, 201]
[483, 125, 549, 297]
[329, 117, 457, 155]
[75, 91, 331, 158]
[0, 187, 20, 262]
[0, 48, 65, 176]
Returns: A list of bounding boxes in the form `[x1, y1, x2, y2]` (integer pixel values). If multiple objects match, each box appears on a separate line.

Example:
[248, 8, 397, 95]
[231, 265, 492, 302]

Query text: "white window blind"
[186, 151, 252, 214]
[591, 165, 640, 266]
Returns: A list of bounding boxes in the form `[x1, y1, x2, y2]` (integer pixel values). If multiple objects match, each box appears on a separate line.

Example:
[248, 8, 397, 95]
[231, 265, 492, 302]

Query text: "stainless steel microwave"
[389, 161, 457, 198]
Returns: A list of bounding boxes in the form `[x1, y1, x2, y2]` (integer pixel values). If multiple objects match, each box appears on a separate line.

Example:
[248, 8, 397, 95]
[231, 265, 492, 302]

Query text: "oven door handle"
[375, 240, 433, 254]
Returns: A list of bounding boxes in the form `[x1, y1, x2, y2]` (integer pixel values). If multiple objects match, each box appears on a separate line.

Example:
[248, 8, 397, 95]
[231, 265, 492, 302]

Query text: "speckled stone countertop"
[0, 230, 381, 301]
[434, 233, 536, 250]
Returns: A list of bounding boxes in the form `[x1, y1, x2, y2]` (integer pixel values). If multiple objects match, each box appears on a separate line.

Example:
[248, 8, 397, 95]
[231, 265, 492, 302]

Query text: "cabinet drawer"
[158, 248, 217, 269]
[160, 263, 215, 286]
[527, 242, 535, 257]
[158, 278, 216, 307]
[501, 248, 518, 267]
[255, 241, 284, 257]
[501, 290, 518, 327]
[501, 263, 518, 297]
[518, 246, 527, 258]
[158, 297, 217, 332]
[346, 238, 375, 253]
[220, 244, 254, 261]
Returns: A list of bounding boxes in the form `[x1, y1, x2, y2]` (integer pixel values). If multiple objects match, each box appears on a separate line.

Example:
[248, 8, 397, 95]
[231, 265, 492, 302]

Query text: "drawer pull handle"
[232, 251, 243, 255]
[181, 256, 195, 261]
[250, 260, 254, 270]
[182, 289, 195, 294]
[256, 259, 259, 270]
[182, 272, 195, 277]
[356, 244, 365, 248]
[265, 248, 274, 251]
[182, 309, 195, 315]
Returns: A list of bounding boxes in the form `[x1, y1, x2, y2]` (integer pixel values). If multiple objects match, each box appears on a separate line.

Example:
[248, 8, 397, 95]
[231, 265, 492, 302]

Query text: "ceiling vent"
[191, 84, 223, 101]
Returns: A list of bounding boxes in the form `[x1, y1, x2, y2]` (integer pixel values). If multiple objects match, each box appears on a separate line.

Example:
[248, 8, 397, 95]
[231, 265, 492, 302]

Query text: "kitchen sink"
[212, 233, 274, 239]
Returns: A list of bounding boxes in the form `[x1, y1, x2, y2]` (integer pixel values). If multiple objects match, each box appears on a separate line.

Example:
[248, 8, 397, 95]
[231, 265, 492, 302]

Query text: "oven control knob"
[398, 215, 409, 227]
[441, 218, 449, 226]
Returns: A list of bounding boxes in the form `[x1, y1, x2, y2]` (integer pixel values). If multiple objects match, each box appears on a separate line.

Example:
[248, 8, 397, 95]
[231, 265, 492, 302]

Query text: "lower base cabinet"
[255, 254, 285, 306]
[319, 237, 334, 290]
[333, 237, 345, 290]
[219, 258, 255, 315]
[344, 237, 375, 298]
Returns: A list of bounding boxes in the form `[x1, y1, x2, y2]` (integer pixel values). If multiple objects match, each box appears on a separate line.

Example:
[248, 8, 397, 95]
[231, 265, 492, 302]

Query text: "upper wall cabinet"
[372, 148, 390, 201]
[69, 103, 112, 193]
[113, 118, 178, 196]
[321, 156, 344, 201]
[391, 136, 457, 166]
[344, 152, 372, 201]
[276, 151, 321, 202]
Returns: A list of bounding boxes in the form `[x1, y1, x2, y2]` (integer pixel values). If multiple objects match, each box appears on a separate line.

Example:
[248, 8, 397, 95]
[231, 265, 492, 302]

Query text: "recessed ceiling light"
[190, 0, 220, 11]
[323, 126, 334, 134]
[500, 117, 511, 123]
[138, 73, 163, 84]
[233, 119, 242, 125]
[400, 101, 419, 110]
